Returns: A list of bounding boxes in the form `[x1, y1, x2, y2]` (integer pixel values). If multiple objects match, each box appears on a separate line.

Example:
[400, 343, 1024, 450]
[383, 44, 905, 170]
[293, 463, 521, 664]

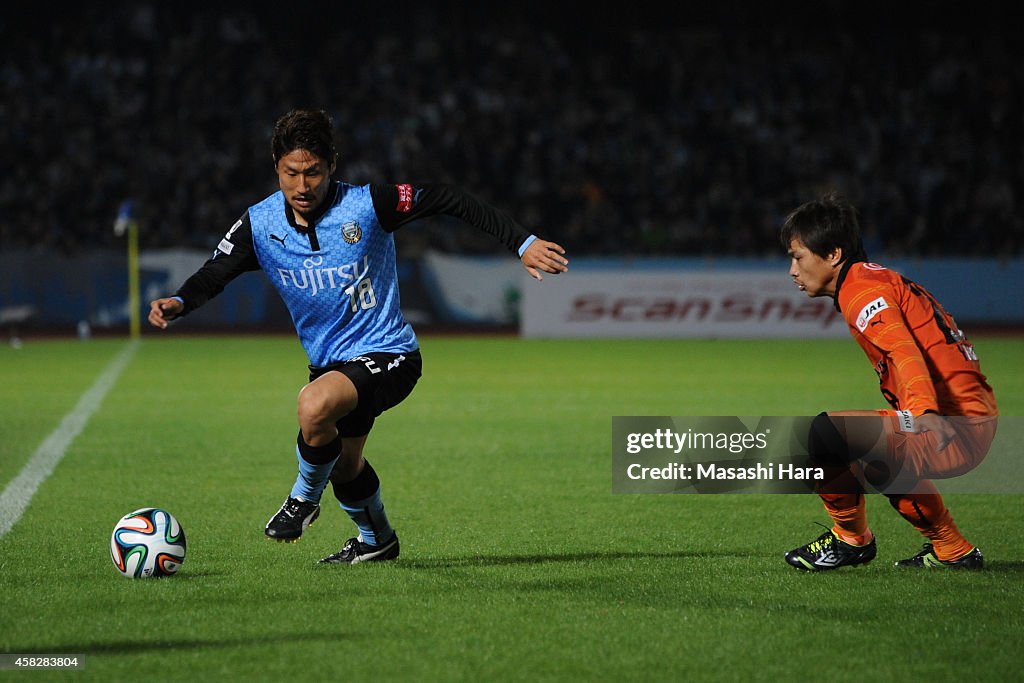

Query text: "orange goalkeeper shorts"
[883, 412, 998, 480]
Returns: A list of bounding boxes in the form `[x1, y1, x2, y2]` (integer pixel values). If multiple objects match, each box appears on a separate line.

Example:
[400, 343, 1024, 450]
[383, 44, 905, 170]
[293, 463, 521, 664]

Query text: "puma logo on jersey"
[856, 297, 889, 332]
[387, 355, 406, 371]
[270, 234, 287, 246]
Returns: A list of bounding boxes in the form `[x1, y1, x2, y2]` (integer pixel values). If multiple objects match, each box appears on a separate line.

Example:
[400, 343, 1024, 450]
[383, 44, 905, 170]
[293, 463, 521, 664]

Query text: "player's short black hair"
[781, 191, 867, 262]
[271, 109, 336, 166]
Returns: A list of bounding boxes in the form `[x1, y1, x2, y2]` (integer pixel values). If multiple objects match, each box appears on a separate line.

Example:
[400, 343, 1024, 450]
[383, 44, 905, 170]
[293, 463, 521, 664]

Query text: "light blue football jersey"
[247, 183, 418, 366]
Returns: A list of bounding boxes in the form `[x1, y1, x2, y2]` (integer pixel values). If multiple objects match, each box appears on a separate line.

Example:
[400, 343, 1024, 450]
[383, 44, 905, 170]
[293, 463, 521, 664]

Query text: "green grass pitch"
[1, 334, 1022, 681]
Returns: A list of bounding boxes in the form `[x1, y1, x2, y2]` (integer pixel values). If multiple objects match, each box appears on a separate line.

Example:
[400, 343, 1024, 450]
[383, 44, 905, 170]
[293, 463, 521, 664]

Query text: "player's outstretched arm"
[148, 297, 184, 330]
[521, 239, 569, 281]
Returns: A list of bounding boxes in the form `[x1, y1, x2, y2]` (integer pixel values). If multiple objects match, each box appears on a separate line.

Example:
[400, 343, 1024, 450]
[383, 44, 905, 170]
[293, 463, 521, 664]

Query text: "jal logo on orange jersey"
[856, 296, 889, 331]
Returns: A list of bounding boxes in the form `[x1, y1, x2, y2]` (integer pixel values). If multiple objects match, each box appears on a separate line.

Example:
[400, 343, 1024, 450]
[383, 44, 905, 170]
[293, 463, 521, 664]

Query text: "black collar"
[832, 258, 865, 313]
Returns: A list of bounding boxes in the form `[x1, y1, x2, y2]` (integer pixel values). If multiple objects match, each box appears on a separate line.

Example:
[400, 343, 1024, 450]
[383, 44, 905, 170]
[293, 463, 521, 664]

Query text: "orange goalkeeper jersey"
[835, 261, 997, 417]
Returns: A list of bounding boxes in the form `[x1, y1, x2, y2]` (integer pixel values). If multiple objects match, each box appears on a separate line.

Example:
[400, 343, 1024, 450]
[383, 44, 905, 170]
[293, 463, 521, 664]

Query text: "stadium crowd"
[2, 2, 1021, 258]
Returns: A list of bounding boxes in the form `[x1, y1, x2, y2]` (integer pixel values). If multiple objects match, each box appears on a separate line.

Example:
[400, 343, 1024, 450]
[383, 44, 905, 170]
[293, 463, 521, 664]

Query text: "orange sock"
[820, 492, 873, 546]
[887, 481, 974, 561]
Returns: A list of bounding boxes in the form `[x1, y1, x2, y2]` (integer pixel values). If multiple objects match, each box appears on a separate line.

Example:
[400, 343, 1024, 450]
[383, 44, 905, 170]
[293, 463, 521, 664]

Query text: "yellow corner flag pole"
[114, 200, 140, 339]
[128, 219, 140, 338]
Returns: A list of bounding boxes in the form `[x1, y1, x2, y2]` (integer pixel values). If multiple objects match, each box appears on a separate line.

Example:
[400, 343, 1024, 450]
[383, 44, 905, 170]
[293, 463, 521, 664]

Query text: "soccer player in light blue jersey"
[149, 109, 568, 564]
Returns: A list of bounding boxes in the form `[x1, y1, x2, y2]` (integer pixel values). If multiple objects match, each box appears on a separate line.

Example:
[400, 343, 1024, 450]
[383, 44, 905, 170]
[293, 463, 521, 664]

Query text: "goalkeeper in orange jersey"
[780, 192, 998, 571]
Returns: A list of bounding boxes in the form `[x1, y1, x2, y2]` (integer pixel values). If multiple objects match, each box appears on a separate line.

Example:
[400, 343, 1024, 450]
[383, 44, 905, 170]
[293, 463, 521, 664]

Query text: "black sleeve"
[370, 183, 533, 254]
[174, 213, 261, 315]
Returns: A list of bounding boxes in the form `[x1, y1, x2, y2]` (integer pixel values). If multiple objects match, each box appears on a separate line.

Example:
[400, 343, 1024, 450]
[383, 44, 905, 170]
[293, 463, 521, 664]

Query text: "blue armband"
[517, 235, 538, 258]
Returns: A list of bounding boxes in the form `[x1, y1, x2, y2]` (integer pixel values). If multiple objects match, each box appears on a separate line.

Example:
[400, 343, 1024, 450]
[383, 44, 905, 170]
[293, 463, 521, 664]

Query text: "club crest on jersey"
[342, 221, 362, 244]
[856, 296, 889, 331]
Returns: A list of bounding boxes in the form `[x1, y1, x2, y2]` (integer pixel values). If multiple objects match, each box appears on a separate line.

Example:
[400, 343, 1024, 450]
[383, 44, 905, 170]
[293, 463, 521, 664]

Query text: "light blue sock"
[289, 444, 339, 503]
[339, 487, 394, 546]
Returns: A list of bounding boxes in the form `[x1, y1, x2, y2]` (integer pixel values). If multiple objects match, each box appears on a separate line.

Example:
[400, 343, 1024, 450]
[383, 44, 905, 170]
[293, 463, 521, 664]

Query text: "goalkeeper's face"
[787, 237, 841, 298]
[276, 149, 336, 218]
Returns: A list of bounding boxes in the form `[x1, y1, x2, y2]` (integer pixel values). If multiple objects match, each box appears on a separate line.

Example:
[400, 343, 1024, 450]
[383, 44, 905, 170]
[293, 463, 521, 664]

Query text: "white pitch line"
[0, 339, 139, 538]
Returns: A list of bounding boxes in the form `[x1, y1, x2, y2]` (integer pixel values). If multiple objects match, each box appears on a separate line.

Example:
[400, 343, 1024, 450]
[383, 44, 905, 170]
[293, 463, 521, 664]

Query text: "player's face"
[276, 149, 335, 218]
[787, 238, 841, 298]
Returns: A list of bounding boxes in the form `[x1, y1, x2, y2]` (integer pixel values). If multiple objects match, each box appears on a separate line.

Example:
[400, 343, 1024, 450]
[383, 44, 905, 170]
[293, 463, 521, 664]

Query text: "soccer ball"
[110, 507, 187, 578]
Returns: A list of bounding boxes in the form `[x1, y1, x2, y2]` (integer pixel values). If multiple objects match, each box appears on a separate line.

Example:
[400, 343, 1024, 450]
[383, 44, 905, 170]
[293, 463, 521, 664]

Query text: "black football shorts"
[308, 350, 422, 438]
